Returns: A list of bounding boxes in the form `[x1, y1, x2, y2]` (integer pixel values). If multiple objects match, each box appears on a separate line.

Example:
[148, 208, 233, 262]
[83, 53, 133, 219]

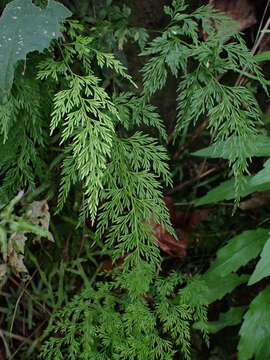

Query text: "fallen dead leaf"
[8, 231, 29, 277]
[100, 197, 209, 263]
[26, 200, 53, 242]
[208, 0, 256, 32]
[0, 263, 7, 284]
[150, 216, 187, 257]
[240, 190, 270, 210]
[175, 209, 210, 229]
[100, 256, 125, 272]
[2, 199, 53, 279]
[150, 198, 209, 257]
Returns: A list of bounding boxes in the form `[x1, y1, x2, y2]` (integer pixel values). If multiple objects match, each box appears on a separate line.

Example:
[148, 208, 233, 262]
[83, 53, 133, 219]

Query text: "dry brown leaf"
[240, 190, 270, 210]
[5, 200, 53, 278]
[26, 200, 52, 242]
[8, 231, 29, 276]
[150, 198, 209, 256]
[175, 209, 210, 229]
[0, 264, 7, 283]
[149, 216, 187, 257]
[209, 0, 256, 32]
[100, 256, 126, 272]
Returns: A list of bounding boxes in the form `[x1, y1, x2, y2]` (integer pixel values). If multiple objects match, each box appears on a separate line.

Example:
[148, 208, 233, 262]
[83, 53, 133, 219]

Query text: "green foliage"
[185, 7, 270, 350]
[23, 2, 208, 358]
[36, 20, 206, 354]
[1, 0, 270, 359]
[193, 135, 270, 159]
[194, 306, 246, 334]
[37, 26, 138, 223]
[41, 270, 208, 360]
[0, 66, 52, 201]
[183, 23, 270, 358]
[141, 0, 267, 197]
[0, 0, 71, 99]
[194, 172, 270, 206]
[34, 2, 215, 358]
[253, 50, 270, 62]
[96, 132, 173, 268]
[238, 285, 270, 360]
[85, 1, 149, 52]
[205, 229, 269, 277]
[195, 227, 270, 356]
[197, 272, 249, 305]
[248, 237, 270, 285]
[250, 158, 270, 187]
[114, 93, 168, 142]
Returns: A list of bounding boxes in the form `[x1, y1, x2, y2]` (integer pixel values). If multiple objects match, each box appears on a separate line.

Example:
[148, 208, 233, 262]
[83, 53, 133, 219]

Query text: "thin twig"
[0, 329, 33, 345]
[9, 275, 52, 316]
[252, 12, 270, 56]
[254, 0, 270, 45]
[167, 167, 218, 195]
[0, 329, 11, 358]
[9, 319, 47, 360]
[172, 119, 209, 160]
[236, 6, 270, 86]
[9, 276, 33, 339]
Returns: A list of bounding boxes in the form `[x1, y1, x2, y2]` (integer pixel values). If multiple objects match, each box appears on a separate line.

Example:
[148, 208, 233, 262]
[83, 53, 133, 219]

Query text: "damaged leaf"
[8, 231, 28, 276]
[0, 263, 8, 284]
[0, 194, 53, 278]
[26, 200, 53, 242]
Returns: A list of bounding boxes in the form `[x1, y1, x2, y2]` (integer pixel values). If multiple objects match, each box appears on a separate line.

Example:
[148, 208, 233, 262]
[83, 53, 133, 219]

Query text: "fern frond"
[114, 93, 168, 141]
[141, 0, 267, 198]
[97, 132, 173, 268]
[41, 270, 207, 360]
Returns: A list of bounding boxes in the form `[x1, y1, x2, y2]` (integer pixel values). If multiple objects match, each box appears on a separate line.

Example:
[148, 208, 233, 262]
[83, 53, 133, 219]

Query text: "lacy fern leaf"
[41, 270, 207, 360]
[141, 0, 267, 199]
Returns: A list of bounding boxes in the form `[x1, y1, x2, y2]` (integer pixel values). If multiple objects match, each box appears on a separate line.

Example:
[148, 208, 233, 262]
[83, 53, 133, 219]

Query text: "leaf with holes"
[0, 0, 71, 99]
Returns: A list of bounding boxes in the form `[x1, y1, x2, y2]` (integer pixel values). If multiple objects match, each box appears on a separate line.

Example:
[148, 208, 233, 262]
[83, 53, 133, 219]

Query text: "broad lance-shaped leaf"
[238, 285, 270, 360]
[253, 51, 270, 62]
[190, 229, 269, 306]
[194, 156, 270, 206]
[248, 236, 270, 285]
[250, 158, 270, 187]
[194, 177, 270, 206]
[0, 0, 71, 98]
[199, 272, 248, 305]
[208, 229, 269, 277]
[168, 272, 247, 323]
[192, 135, 270, 159]
[194, 177, 249, 206]
[194, 306, 246, 333]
